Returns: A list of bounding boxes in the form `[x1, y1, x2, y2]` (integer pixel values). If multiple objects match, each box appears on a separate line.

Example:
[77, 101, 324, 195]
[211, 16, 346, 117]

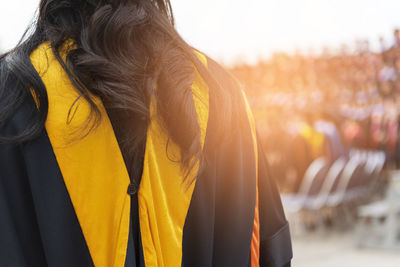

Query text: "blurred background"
[2, 1, 400, 266]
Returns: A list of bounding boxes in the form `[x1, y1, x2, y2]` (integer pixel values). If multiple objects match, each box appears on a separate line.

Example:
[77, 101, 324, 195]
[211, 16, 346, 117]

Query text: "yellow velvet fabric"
[30, 43, 209, 267]
[31, 43, 131, 267]
[138, 52, 208, 267]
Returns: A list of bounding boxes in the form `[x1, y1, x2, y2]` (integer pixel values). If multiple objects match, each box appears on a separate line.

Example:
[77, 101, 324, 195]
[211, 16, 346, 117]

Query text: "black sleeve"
[0, 113, 48, 267]
[257, 130, 293, 267]
[235, 82, 292, 267]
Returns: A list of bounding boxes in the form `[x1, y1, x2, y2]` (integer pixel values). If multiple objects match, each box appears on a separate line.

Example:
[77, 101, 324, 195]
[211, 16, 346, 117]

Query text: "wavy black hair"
[0, 0, 243, 182]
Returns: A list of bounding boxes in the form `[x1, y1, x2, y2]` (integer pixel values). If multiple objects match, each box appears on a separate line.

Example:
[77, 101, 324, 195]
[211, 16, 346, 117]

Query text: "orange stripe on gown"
[251, 183, 260, 267]
[241, 90, 260, 267]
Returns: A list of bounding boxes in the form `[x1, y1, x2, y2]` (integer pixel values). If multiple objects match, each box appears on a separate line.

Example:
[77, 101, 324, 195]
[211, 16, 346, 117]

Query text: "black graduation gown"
[0, 52, 292, 267]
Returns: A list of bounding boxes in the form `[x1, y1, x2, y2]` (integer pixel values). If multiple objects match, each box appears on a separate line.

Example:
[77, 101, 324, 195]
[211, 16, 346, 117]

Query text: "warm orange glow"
[230, 30, 400, 193]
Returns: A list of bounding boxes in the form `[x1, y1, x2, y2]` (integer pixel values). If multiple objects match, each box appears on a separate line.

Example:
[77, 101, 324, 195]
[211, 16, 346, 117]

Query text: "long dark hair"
[0, 0, 243, 182]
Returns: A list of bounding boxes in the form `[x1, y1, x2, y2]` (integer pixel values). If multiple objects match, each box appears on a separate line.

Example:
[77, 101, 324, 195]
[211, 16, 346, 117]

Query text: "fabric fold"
[259, 223, 292, 267]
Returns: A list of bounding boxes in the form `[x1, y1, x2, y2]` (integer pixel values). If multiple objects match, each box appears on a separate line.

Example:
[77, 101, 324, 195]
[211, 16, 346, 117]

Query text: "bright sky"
[1, 0, 400, 64]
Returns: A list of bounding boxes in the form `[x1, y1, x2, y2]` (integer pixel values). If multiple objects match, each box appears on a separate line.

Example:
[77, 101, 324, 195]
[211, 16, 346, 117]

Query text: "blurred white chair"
[282, 157, 329, 235]
[308, 157, 347, 211]
[326, 156, 363, 207]
[282, 157, 329, 213]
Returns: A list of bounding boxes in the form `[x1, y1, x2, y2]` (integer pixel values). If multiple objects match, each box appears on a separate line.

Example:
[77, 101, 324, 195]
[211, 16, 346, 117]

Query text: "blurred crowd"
[231, 29, 400, 193]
